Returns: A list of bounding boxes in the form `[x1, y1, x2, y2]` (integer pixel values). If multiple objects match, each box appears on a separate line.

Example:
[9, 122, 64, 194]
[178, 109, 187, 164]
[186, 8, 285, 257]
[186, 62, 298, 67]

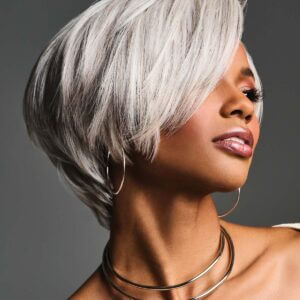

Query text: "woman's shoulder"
[220, 219, 300, 253]
[268, 222, 300, 296]
[221, 220, 300, 297]
[271, 223, 300, 282]
[68, 266, 111, 300]
[268, 222, 300, 260]
[221, 219, 300, 265]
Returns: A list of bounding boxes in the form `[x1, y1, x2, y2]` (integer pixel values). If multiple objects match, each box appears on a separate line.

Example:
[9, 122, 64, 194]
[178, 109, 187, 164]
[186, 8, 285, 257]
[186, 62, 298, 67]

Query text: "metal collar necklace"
[101, 225, 235, 299]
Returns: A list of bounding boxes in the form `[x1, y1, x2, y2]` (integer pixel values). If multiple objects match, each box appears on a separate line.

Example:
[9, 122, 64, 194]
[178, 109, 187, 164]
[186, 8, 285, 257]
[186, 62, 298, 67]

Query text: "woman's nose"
[220, 89, 255, 124]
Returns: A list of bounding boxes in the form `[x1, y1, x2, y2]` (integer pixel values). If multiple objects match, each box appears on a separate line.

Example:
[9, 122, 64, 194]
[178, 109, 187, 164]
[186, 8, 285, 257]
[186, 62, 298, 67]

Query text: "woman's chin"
[203, 171, 248, 193]
[215, 177, 247, 192]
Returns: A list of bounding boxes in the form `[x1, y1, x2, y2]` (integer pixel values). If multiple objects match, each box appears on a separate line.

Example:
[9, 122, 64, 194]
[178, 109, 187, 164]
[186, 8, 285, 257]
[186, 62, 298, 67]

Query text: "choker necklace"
[101, 225, 235, 299]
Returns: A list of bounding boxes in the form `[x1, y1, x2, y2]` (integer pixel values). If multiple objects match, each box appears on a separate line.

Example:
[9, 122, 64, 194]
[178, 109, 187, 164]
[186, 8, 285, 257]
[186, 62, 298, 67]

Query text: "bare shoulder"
[219, 220, 300, 298]
[243, 222, 300, 295]
[270, 225, 300, 292]
[267, 224, 300, 265]
[222, 220, 300, 271]
[220, 219, 300, 258]
[68, 266, 111, 300]
[219, 220, 276, 277]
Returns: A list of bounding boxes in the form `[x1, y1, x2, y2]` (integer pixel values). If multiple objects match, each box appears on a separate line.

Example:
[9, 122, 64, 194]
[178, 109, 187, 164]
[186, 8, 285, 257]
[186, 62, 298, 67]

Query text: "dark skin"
[69, 42, 300, 299]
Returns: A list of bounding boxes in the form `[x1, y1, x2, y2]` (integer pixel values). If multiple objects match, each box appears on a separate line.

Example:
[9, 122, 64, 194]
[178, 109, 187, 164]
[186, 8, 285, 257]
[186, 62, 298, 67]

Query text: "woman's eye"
[242, 88, 263, 103]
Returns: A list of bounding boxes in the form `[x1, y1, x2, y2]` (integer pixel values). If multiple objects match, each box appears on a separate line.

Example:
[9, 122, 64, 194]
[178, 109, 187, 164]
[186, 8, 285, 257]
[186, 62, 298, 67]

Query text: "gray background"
[1, 1, 300, 299]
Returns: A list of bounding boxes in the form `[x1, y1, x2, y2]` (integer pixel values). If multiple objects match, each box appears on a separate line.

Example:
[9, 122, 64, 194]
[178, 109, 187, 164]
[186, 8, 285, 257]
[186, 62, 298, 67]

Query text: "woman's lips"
[213, 139, 253, 158]
[211, 128, 254, 158]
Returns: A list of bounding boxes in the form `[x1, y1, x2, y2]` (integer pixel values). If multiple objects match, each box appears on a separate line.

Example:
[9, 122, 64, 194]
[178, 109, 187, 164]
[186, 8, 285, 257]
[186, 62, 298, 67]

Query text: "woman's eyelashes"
[242, 88, 264, 103]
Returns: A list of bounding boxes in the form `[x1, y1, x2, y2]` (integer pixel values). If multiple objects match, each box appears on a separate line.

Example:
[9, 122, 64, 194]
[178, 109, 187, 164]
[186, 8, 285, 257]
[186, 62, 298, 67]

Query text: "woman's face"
[147, 42, 260, 195]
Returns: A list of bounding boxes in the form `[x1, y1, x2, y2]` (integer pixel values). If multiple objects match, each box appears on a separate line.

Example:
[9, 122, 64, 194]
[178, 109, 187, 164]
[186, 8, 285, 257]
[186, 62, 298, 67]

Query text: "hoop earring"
[106, 148, 126, 195]
[217, 187, 241, 218]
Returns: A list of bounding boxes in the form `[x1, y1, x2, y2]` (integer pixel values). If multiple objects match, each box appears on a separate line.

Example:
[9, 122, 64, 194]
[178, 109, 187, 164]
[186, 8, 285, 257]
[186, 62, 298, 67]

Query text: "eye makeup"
[242, 87, 264, 103]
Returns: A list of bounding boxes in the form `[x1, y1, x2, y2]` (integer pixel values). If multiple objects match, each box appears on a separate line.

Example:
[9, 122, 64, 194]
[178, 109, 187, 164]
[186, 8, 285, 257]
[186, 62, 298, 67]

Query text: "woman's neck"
[108, 172, 231, 299]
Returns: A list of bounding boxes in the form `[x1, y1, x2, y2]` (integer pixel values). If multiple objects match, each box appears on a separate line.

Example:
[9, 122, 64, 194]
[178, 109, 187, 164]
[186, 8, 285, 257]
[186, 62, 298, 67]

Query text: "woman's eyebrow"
[240, 67, 254, 79]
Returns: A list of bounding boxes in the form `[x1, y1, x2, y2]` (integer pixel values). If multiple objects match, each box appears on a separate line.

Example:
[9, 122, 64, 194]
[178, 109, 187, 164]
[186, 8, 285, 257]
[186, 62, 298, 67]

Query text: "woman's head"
[23, 0, 263, 230]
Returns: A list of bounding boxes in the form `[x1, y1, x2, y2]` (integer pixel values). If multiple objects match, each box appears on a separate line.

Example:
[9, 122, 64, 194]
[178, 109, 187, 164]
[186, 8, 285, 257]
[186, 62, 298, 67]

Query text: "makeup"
[212, 128, 254, 158]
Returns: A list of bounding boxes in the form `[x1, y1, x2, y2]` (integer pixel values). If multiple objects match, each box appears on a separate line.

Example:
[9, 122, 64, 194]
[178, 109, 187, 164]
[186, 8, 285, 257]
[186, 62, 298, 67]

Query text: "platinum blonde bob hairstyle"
[23, 0, 263, 230]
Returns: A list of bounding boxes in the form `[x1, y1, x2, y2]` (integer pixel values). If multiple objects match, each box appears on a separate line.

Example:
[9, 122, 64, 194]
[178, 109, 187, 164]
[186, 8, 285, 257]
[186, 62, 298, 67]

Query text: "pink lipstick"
[212, 128, 254, 158]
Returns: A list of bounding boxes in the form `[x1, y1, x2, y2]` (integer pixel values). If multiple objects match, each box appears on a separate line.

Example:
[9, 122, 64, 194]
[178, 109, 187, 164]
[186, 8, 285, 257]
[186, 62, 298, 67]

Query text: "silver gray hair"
[23, 0, 263, 230]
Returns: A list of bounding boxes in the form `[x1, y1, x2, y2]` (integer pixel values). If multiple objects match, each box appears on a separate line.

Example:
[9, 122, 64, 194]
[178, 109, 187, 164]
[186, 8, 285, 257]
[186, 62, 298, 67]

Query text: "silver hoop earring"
[106, 148, 126, 195]
[218, 187, 241, 218]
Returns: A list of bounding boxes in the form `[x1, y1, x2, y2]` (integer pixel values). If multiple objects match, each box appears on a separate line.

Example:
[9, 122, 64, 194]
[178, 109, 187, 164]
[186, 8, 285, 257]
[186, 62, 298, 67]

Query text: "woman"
[23, 0, 300, 298]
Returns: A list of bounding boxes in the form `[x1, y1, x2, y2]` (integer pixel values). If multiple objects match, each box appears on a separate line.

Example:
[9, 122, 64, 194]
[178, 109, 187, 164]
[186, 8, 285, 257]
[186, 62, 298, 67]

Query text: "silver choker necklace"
[101, 225, 235, 299]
